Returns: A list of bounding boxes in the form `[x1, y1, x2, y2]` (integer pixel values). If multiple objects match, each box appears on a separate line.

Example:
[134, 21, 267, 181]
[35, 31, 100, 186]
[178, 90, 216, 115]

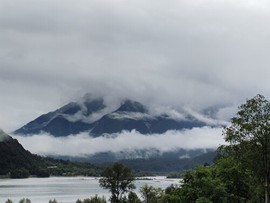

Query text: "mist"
[12, 127, 225, 157]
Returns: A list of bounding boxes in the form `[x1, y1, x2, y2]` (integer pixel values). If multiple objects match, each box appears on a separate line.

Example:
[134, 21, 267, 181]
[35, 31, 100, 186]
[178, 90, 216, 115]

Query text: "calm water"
[0, 176, 180, 203]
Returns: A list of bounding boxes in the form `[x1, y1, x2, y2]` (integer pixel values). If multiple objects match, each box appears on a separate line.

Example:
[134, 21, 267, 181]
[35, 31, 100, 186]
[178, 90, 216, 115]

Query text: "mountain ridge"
[14, 97, 215, 137]
[0, 129, 100, 176]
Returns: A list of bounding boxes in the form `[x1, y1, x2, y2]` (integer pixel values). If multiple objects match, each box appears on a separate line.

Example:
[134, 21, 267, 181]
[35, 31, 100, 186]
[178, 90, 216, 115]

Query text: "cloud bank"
[12, 127, 225, 157]
[1, 0, 270, 132]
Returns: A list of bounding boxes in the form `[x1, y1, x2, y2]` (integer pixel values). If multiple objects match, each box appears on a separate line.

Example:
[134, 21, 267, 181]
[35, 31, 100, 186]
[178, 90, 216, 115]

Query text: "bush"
[36, 169, 50, 178]
[127, 191, 142, 203]
[79, 195, 107, 203]
[10, 168, 30, 179]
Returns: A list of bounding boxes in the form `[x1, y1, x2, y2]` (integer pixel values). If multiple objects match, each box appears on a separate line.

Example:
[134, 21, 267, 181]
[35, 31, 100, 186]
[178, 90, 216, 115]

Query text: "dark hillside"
[0, 130, 100, 177]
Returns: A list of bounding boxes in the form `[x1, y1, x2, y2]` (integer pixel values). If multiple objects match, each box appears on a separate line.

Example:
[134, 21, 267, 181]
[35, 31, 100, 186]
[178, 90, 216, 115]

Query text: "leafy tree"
[161, 185, 181, 203]
[99, 163, 135, 203]
[5, 199, 13, 203]
[10, 168, 30, 179]
[36, 168, 50, 177]
[223, 94, 270, 203]
[213, 155, 253, 201]
[140, 184, 163, 203]
[126, 191, 142, 203]
[178, 165, 227, 203]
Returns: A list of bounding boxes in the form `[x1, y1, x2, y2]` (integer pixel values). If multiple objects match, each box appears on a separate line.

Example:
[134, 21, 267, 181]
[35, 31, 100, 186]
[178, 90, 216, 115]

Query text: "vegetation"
[223, 94, 270, 202]
[157, 94, 270, 202]
[76, 195, 107, 203]
[119, 150, 216, 174]
[139, 184, 163, 203]
[5, 94, 270, 202]
[10, 168, 30, 179]
[99, 163, 136, 203]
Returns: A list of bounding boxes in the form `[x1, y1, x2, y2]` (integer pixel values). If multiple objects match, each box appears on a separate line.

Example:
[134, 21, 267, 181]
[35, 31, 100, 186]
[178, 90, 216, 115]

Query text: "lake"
[0, 176, 180, 203]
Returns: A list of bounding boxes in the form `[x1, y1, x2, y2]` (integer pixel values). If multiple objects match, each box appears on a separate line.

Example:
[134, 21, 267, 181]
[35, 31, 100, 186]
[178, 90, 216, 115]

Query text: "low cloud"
[12, 127, 225, 157]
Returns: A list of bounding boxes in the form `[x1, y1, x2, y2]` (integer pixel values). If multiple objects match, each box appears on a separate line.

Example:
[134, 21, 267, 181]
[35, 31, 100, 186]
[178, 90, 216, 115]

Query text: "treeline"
[7, 158, 101, 178]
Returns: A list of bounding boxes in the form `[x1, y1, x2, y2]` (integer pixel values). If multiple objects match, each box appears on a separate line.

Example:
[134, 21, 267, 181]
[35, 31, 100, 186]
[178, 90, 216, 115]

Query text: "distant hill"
[55, 149, 217, 174]
[14, 97, 211, 137]
[120, 150, 217, 174]
[0, 129, 38, 175]
[0, 130, 99, 177]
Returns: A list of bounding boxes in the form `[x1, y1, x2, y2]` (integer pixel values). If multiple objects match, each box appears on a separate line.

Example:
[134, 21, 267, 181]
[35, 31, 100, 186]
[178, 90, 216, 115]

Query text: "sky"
[1, 0, 270, 155]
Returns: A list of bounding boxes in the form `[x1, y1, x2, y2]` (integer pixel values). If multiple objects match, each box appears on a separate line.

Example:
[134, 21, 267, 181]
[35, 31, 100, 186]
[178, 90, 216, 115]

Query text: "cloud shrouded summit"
[1, 0, 270, 131]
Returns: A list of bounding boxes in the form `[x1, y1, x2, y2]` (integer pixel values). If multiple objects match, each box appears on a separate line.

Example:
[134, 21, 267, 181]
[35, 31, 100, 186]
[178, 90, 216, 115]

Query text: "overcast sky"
[1, 0, 270, 132]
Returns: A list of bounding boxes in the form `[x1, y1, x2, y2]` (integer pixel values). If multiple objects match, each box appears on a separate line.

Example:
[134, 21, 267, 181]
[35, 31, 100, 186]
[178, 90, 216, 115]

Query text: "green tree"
[99, 163, 135, 203]
[140, 184, 163, 203]
[10, 168, 30, 179]
[5, 199, 13, 203]
[127, 191, 142, 203]
[178, 165, 227, 203]
[36, 168, 50, 177]
[213, 155, 253, 201]
[161, 184, 181, 203]
[82, 195, 107, 203]
[223, 94, 270, 203]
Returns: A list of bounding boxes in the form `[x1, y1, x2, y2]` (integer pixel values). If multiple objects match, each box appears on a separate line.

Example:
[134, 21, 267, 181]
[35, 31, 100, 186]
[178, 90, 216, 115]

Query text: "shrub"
[36, 169, 50, 178]
[10, 168, 30, 179]
[80, 195, 107, 203]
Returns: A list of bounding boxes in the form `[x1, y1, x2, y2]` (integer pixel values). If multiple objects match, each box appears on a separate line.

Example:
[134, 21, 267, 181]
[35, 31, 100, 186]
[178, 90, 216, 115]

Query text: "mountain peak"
[13, 97, 106, 136]
[14, 97, 208, 137]
[117, 100, 148, 113]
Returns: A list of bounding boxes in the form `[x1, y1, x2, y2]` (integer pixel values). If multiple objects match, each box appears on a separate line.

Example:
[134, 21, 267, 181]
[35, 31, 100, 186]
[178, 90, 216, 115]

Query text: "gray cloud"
[12, 127, 224, 157]
[1, 0, 270, 131]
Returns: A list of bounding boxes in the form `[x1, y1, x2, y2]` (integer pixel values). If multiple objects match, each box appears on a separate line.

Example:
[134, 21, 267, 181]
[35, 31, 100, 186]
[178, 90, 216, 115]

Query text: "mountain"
[14, 98, 209, 137]
[12, 97, 220, 174]
[0, 129, 38, 175]
[54, 149, 217, 174]
[90, 100, 206, 136]
[120, 150, 217, 174]
[14, 98, 105, 137]
[0, 129, 100, 176]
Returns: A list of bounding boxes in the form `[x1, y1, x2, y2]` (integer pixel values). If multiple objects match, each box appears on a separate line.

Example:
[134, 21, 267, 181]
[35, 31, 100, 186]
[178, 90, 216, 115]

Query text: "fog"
[12, 127, 225, 157]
